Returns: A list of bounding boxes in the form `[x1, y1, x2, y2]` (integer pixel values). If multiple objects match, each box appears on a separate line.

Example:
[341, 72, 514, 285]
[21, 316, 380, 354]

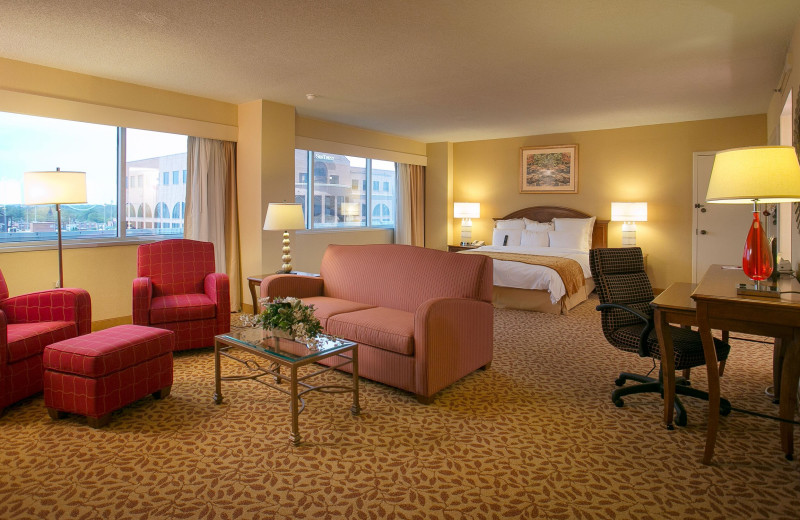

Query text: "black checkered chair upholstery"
[590, 247, 731, 427]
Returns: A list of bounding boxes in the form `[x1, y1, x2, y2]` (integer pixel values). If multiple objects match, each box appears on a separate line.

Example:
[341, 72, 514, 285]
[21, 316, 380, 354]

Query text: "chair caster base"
[666, 423, 674, 431]
[613, 398, 624, 408]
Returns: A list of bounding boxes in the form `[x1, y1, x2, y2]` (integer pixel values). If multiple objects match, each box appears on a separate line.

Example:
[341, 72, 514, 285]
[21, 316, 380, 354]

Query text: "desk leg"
[774, 338, 787, 403]
[654, 308, 676, 429]
[697, 302, 721, 465]
[779, 331, 800, 460]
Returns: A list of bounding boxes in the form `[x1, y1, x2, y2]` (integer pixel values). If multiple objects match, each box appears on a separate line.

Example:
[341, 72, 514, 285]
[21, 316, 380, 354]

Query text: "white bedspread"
[469, 245, 591, 304]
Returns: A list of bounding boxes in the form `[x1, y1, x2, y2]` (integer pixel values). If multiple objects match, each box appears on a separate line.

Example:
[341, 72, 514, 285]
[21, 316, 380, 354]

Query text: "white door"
[692, 151, 754, 282]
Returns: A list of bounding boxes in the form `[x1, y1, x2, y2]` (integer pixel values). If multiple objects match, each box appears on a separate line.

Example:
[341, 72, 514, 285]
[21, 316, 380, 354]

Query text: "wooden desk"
[692, 266, 800, 464]
[654, 266, 800, 464]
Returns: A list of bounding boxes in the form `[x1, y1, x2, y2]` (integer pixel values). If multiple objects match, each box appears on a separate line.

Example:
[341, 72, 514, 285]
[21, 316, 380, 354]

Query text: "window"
[0, 111, 189, 246]
[182, 170, 187, 183]
[294, 149, 395, 229]
[126, 129, 187, 237]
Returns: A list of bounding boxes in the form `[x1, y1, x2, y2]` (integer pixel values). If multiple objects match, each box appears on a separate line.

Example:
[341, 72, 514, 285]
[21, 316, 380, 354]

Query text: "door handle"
[700, 229, 708, 235]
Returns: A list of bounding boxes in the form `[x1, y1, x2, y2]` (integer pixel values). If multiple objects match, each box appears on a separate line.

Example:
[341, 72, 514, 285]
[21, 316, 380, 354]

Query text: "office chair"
[589, 247, 731, 427]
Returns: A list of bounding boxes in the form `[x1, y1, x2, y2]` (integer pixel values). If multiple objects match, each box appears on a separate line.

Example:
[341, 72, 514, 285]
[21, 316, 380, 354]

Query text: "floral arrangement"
[256, 296, 322, 341]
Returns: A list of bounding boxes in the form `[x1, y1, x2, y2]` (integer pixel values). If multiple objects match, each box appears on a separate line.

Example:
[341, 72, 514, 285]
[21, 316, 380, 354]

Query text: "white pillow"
[520, 230, 549, 248]
[552, 217, 596, 251]
[492, 228, 522, 247]
[523, 218, 555, 232]
[494, 218, 525, 230]
[548, 230, 584, 249]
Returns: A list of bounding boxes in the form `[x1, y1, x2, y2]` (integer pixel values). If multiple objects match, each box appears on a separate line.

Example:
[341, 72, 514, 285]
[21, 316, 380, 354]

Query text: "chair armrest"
[205, 273, 231, 334]
[596, 303, 653, 357]
[413, 297, 494, 398]
[132, 277, 153, 325]
[260, 275, 324, 302]
[0, 309, 7, 367]
[1, 288, 92, 335]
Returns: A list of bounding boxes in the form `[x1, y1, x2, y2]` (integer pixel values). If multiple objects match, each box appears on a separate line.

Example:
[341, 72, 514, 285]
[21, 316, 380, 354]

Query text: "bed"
[460, 206, 608, 314]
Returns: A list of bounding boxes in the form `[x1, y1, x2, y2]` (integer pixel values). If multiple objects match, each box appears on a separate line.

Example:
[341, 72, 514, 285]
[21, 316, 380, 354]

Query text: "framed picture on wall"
[519, 144, 578, 194]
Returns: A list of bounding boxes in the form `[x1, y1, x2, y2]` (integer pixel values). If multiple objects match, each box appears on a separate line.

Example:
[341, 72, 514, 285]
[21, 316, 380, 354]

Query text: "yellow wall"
[448, 115, 767, 289]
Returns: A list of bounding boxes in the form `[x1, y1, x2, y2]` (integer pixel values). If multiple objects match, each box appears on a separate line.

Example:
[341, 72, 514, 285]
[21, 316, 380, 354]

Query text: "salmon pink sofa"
[260, 244, 494, 403]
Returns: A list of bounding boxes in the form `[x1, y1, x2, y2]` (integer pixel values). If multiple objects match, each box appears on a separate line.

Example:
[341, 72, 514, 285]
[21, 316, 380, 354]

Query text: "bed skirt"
[492, 278, 595, 315]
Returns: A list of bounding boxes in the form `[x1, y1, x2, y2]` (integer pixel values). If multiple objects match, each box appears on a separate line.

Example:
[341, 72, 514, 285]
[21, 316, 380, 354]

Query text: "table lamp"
[706, 146, 800, 296]
[454, 202, 480, 245]
[263, 202, 306, 273]
[610, 202, 647, 246]
[23, 168, 87, 288]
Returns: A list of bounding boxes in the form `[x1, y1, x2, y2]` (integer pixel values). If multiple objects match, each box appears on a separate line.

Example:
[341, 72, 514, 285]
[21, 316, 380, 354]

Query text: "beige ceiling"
[1, 0, 799, 143]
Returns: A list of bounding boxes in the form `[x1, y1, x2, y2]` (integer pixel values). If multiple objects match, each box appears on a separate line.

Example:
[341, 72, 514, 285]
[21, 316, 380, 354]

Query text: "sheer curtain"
[185, 137, 242, 311]
[395, 163, 425, 246]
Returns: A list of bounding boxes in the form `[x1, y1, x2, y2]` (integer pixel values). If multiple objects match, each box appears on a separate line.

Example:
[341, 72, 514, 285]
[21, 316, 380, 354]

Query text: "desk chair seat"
[590, 247, 732, 427]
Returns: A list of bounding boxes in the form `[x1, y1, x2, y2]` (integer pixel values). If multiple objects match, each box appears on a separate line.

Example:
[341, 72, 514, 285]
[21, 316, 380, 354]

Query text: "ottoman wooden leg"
[153, 386, 172, 400]
[87, 414, 111, 428]
[47, 408, 67, 420]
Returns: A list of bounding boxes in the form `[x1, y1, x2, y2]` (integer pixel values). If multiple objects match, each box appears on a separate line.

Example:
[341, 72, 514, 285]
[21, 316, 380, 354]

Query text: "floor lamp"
[23, 168, 87, 288]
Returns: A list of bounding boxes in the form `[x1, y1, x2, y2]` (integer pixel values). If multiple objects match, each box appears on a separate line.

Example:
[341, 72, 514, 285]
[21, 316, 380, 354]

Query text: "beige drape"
[395, 163, 425, 246]
[185, 137, 242, 311]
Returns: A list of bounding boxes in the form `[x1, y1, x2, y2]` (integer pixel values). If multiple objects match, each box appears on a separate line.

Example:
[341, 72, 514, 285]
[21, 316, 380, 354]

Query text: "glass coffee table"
[213, 328, 360, 445]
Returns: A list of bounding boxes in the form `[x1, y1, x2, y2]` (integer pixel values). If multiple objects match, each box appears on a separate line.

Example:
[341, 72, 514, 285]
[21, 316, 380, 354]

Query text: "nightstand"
[448, 244, 479, 253]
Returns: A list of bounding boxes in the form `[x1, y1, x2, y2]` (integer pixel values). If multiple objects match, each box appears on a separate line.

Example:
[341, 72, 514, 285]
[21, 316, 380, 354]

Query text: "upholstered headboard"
[496, 206, 608, 249]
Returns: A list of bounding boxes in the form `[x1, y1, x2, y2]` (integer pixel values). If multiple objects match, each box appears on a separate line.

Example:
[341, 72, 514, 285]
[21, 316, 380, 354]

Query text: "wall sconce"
[454, 202, 480, 245]
[610, 202, 647, 247]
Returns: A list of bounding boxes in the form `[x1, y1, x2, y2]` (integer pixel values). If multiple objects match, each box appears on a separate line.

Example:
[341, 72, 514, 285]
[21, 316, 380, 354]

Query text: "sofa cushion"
[327, 307, 414, 356]
[149, 294, 216, 324]
[300, 296, 374, 328]
[7, 321, 77, 363]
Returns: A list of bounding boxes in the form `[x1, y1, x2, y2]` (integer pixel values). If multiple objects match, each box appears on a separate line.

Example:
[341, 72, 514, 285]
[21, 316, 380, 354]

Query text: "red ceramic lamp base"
[742, 210, 773, 281]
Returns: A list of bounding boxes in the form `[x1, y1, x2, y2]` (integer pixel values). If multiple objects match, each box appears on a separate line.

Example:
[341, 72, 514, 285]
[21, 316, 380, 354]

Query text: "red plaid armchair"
[0, 268, 91, 415]
[132, 239, 230, 351]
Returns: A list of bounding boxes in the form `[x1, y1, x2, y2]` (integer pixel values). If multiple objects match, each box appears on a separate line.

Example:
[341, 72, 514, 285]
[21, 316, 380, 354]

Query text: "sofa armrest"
[132, 277, 153, 325]
[413, 297, 494, 398]
[205, 273, 231, 334]
[1, 288, 92, 335]
[260, 274, 324, 302]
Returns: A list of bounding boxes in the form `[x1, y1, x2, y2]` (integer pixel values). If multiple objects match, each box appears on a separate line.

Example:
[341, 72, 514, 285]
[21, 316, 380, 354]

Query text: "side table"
[247, 272, 319, 315]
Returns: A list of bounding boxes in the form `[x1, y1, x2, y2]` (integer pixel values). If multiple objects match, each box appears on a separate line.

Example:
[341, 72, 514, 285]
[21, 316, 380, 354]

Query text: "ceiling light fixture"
[306, 94, 317, 101]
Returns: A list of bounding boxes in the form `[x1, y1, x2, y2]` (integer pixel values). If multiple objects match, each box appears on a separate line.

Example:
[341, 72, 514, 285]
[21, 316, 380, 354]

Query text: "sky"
[0, 112, 186, 205]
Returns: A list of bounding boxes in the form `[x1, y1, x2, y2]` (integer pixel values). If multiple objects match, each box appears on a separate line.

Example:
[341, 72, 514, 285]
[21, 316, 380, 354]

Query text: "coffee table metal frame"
[213, 330, 360, 445]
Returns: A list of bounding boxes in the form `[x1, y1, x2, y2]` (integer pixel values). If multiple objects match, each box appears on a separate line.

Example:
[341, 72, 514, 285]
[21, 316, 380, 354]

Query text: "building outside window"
[172, 170, 179, 184]
[294, 149, 396, 229]
[163, 172, 169, 185]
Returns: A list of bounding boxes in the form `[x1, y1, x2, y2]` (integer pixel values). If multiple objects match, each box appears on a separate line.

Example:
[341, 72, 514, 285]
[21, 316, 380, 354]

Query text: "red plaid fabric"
[43, 325, 174, 378]
[132, 240, 230, 350]
[137, 239, 216, 297]
[149, 294, 216, 324]
[0, 268, 92, 412]
[44, 354, 173, 419]
[43, 325, 174, 419]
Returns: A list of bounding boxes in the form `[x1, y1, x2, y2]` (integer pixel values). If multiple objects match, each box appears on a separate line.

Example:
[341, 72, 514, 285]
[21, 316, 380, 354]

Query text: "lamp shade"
[454, 202, 480, 219]
[706, 146, 800, 203]
[610, 202, 647, 222]
[263, 202, 305, 231]
[23, 171, 87, 205]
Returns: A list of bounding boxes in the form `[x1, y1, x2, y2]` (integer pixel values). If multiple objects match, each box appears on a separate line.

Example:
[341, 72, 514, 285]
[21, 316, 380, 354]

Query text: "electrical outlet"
[53, 281, 60, 288]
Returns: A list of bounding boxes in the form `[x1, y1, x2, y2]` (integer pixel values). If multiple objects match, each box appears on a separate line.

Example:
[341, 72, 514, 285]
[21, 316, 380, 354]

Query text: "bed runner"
[459, 251, 584, 296]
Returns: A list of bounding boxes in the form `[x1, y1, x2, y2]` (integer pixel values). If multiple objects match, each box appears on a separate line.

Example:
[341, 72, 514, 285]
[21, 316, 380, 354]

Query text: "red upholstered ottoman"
[43, 325, 174, 427]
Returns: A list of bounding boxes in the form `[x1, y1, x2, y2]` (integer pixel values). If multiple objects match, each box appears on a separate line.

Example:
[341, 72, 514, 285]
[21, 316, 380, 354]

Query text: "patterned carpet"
[1, 295, 799, 519]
